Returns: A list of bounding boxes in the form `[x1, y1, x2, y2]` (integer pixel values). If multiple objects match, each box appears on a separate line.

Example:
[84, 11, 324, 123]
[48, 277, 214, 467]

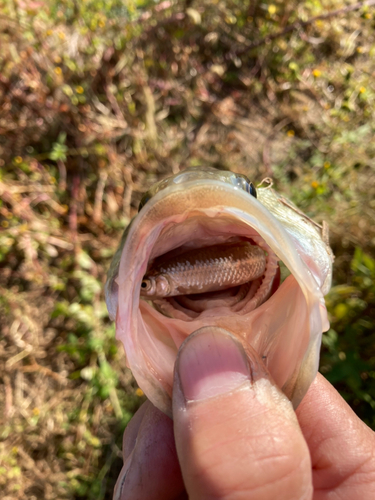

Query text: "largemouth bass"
[105, 167, 333, 416]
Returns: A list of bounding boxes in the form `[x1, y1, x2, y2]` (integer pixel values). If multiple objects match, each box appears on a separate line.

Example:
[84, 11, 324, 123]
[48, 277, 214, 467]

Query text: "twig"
[105, 83, 127, 125]
[19, 361, 68, 384]
[69, 173, 80, 250]
[123, 166, 134, 221]
[6, 347, 33, 369]
[143, 83, 158, 142]
[3, 375, 13, 420]
[237, 0, 375, 54]
[0, 182, 55, 194]
[93, 170, 108, 224]
[58, 160, 67, 191]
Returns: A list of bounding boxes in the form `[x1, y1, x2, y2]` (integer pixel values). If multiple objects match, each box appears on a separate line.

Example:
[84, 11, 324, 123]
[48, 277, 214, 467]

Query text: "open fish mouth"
[105, 168, 333, 416]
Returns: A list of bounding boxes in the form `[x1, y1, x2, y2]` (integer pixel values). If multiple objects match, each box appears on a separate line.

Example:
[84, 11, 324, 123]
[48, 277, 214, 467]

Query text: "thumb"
[172, 327, 312, 500]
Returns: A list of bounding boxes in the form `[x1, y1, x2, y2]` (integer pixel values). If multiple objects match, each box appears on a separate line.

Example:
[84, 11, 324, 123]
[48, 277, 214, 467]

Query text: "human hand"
[114, 327, 375, 500]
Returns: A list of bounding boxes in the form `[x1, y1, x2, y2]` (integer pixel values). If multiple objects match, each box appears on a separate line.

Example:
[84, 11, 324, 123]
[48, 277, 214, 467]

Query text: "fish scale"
[142, 241, 266, 297]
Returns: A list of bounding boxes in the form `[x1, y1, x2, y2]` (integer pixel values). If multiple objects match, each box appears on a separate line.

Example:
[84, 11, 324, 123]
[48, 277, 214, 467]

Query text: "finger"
[296, 373, 375, 499]
[122, 400, 150, 459]
[173, 326, 312, 500]
[114, 401, 185, 500]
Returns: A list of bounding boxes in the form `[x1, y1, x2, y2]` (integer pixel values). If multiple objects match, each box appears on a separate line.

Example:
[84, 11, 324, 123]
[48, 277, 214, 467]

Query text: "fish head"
[105, 167, 333, 416]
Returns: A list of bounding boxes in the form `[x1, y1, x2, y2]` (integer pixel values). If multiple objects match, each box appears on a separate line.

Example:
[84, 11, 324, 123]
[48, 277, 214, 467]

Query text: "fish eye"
[234, 174, 257, 199]
[138, 193, 152, 212]
[248, 182, 257, 198]
[141, 278, 152, 291]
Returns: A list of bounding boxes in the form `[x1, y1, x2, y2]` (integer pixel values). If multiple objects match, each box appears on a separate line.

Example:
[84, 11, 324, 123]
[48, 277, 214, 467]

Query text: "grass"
[0, 0, 375, 498]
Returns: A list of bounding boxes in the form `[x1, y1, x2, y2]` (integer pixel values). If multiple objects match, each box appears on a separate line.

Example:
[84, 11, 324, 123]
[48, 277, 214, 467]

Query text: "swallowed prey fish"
[140, 241, 266, 298]
[105, 167, 333, 416]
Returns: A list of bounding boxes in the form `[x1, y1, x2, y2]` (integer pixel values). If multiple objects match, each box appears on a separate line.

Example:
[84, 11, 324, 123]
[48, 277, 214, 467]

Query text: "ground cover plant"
[1, 0, 375, 498]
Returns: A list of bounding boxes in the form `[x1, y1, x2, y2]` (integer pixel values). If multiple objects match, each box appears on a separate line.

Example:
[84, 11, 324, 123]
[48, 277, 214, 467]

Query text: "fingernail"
[175, 327, 252, 402]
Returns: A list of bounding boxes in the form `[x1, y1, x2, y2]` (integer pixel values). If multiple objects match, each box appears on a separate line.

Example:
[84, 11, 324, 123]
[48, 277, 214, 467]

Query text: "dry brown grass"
[1, 1, 375, 498]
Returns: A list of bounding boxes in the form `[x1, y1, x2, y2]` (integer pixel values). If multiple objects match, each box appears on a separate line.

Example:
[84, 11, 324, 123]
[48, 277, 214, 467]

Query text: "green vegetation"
[0, 0, 374, 497]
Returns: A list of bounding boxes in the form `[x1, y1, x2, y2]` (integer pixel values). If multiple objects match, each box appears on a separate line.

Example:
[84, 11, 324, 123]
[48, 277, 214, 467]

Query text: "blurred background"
[1, 0, 375, 498]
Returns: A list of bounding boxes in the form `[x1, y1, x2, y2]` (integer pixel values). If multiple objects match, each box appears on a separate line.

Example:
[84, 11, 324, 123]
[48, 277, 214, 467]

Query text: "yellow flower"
[135, 388, 144, 397]
[268, 4, 276, 15]
[14, 156, 23, 164]
[58, 32, 65, 40]
[225, 14, 236, 24]
[54, 55, 62, 64]
[356, 46, 363, 53]
[311, 181, 319, 189]
[359, 86, 366, 94]
[323, 161, 331, 169]
[365, 13, 372, 19]
[46, 29, 53, 36]
[287, 129, 295, 137]
[312, 69, 321, 78]
[76, 86, 84, 94]
[98, 19, 106, 28]
[54, 67, 62, 75]
[32, 407, 40, 416]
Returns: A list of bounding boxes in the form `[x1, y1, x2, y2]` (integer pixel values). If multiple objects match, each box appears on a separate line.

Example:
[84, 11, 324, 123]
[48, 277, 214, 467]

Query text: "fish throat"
[139, 215, 280, 320]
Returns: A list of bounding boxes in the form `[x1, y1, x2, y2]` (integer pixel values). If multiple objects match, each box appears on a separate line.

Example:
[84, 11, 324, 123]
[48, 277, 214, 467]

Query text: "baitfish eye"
[141, 278, 152, 291]
[138, 193, 152, 212]
[233, 174, 257, 199]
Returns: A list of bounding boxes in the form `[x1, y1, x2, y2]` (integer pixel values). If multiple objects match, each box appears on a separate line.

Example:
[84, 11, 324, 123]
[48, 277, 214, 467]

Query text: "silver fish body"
[105, 167, 333, 416]
[141, 241, 266, 298]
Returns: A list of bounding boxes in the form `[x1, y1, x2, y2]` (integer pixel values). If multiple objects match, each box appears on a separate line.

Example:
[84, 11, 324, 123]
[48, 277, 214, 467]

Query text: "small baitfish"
[140, 241, 266, 298]
[105, 167, 334, 416]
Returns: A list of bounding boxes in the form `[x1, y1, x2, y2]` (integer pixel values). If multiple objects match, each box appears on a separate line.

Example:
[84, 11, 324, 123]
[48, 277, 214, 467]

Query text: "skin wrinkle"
[314, 448, 375, 496]
[296, 374, 375, 499]
[187, 451, 312, 500]
[179, 384, 311, 500]
[238, 456, 312, 500]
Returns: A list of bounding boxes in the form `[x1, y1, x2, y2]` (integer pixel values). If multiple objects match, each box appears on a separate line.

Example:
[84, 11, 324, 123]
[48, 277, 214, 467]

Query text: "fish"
[105, 167, 334, 416]
[140, 241, 267, 298]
